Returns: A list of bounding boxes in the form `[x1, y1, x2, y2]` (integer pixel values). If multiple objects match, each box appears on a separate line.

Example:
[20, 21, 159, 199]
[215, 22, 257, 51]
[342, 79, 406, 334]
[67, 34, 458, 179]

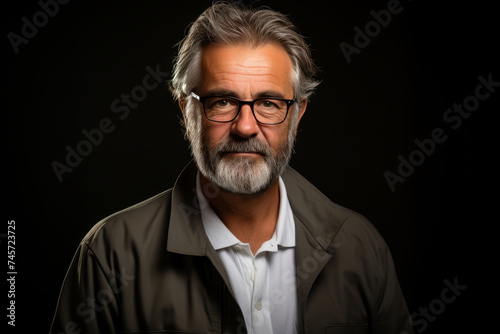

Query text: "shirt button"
[255, 301, 262, 310]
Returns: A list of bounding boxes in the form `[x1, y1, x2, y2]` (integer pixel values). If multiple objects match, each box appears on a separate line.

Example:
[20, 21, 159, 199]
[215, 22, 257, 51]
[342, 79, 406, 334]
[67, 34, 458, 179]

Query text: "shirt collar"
[275, 176, 295, 247]
[196, 172, 295, 251]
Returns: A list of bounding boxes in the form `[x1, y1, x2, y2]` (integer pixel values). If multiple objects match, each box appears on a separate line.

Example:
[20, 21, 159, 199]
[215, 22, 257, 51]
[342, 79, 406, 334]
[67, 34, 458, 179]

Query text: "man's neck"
[200, 174, 280, 255]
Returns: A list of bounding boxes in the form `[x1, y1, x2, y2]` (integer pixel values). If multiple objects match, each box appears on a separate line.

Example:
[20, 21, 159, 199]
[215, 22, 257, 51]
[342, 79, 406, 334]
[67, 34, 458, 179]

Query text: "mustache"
[214, 137, 274, 157]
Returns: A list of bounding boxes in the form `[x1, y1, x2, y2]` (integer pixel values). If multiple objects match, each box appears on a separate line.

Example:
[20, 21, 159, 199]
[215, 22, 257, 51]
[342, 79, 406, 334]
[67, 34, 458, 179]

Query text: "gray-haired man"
[51, 3, 413, 333]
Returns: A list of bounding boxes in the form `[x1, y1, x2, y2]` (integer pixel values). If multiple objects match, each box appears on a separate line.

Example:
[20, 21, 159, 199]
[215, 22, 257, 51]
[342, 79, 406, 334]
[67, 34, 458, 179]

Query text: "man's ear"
[293, 98, 308, 136]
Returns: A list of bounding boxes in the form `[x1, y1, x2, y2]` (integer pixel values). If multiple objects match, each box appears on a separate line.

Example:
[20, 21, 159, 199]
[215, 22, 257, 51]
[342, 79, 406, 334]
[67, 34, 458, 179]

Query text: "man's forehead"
[198, 43, 294, 94]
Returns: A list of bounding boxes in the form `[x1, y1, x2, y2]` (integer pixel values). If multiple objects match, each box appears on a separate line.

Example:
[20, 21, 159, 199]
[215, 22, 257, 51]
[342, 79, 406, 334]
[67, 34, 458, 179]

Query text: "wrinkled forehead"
[197, 43, 295, 97]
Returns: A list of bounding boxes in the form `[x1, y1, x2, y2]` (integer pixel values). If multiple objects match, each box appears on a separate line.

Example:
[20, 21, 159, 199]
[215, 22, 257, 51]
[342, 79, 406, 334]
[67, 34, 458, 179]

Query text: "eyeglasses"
[190, 92, 296, 125]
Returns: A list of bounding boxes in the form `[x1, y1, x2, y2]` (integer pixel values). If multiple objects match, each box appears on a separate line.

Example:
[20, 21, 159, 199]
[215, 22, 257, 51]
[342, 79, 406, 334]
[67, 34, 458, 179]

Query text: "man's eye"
[262, 100, 278, 108]
[215, 100, 230, 107]
[208, 99, 235, 109]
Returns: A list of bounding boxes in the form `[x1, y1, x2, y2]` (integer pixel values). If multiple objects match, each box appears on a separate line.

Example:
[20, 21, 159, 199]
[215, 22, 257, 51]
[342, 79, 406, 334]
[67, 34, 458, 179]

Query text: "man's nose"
[230, 105, 260, 138]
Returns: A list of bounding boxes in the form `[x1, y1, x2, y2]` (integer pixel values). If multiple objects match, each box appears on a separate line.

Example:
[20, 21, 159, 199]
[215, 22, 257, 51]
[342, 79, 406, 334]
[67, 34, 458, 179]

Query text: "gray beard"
[199, 135, 292, 194]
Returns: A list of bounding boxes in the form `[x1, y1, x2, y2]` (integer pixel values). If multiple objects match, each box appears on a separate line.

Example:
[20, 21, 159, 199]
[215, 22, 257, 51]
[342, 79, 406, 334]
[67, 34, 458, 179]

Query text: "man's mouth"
[215, 138, 270, 159]
[221, 151, 265, 157]
[225, 151, 261, 154]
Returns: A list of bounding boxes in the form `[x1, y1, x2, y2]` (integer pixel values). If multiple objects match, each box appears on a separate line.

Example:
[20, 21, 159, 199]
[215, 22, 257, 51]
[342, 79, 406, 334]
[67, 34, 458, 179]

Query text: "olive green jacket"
[50, 161, 413, 334]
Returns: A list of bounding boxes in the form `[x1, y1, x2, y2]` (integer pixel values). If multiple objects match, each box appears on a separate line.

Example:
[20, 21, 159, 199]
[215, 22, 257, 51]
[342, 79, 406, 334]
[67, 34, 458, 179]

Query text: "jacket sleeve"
[373, 247, 414, 334]
[50, 242, 119, 334]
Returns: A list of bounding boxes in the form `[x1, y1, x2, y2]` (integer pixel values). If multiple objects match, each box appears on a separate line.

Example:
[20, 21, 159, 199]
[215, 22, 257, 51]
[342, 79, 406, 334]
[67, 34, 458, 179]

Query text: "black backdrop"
[3, 0, 498, 332]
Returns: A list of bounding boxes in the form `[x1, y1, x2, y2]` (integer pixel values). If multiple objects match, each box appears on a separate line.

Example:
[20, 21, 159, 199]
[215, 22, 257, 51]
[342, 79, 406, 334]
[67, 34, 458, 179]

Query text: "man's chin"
[210, 158, 274, 195]
[219, 154, 263, 169]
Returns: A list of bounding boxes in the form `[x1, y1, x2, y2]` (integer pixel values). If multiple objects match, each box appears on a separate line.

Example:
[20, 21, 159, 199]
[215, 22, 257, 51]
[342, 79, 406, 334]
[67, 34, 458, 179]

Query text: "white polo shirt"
[196, 173, 298, 334]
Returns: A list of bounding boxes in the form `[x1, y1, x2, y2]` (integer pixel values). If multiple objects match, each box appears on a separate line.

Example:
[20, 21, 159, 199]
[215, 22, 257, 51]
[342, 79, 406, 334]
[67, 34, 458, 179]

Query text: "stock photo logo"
[384, 73, 498, 192]
[7, 0, 71, 54]
[339, 0, 408, 64]
[50, 64, 169, 183]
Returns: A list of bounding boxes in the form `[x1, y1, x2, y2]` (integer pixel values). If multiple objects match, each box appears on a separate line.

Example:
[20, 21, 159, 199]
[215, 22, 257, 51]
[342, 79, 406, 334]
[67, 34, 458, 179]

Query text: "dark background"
[3, 0, 497, 332]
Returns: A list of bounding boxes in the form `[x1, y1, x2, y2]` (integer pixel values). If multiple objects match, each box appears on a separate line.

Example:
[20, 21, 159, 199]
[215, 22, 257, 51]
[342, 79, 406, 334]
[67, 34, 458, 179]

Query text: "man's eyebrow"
[203, 89, 287, 99]
[204, 89, 239, 97]
[254, 90, 286, 99]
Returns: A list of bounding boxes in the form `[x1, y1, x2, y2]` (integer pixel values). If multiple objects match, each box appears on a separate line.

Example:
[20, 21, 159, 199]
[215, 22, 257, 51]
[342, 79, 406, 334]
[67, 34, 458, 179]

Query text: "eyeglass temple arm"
[190, 92, 201, 101]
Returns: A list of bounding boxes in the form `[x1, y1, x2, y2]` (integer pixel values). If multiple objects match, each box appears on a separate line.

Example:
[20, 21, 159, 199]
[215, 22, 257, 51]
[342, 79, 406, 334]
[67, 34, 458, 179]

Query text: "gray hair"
[169, 2, 320, 103]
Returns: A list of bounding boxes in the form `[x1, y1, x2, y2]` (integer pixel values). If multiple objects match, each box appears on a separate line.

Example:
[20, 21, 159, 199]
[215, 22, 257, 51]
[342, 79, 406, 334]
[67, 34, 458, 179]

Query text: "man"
[50, 3, 413, 333]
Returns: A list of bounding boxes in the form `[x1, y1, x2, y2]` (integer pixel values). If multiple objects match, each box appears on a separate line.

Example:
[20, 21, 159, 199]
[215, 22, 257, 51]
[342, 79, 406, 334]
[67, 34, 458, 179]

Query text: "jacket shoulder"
[81, 189, 173, 253]
[337, 204, 387, 243]
[283, 166, 387, 251]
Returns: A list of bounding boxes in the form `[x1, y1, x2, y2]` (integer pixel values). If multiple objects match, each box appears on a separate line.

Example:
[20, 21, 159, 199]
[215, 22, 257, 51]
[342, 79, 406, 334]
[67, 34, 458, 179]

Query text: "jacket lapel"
[167, 160, 208, 256]
[282, 166, 348, 332]
[166, 160, 236, 297]
[294, 215, 333, 331]
[166, 161, 247, 333]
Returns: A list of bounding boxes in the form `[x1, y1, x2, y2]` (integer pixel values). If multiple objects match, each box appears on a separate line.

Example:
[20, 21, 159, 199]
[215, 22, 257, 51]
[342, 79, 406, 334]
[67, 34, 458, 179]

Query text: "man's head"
[170, 2, 319, 195]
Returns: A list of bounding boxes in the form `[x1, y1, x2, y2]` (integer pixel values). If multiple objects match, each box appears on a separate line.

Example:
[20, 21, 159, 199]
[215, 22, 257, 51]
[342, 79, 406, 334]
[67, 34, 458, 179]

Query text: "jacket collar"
[281, 166, 347, 254]
[167, 160, 210, 256]
[167, 160, 347, 256]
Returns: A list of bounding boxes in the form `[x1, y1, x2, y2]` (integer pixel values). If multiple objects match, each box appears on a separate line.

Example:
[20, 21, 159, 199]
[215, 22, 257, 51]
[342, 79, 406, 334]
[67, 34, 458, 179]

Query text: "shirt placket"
[235, 244, 273, 334]
[252, 253, 272, 334]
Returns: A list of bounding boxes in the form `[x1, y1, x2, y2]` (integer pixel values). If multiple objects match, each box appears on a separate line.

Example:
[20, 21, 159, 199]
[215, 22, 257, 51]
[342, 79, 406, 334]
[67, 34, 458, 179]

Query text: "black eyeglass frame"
[190, 92, 296, 125]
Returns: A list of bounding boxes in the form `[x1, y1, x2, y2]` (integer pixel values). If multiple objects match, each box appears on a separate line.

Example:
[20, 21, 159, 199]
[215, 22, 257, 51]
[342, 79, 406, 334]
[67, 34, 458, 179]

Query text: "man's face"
[183, 43, 306, 194]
